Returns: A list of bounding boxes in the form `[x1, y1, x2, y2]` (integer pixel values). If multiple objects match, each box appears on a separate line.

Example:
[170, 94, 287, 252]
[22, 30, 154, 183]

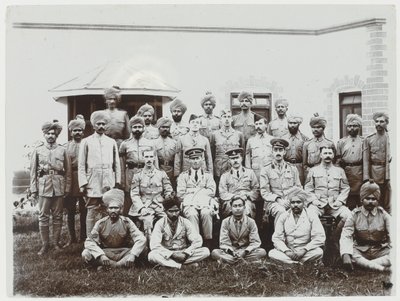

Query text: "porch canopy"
[49, 61, 180, 100]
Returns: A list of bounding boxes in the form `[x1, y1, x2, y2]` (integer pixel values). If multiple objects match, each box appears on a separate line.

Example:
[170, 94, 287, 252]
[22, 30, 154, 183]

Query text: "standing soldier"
[232, 91, 263, 145]
[154, 117, 177, 185]
[282, 115, 309, 185]
[78, 111, 121, 234]
[245, 116, 274, 178]
[363, 112, 391, 213]
[102, 86, 130, 148]
[136, 103, 159, 140]
[210, 109, 244, 182]
[303, 113, 335, 179]
[119, 116, 158, 215]
[336, 114, 364, 210]
[174, 114, 213, 177]
[169, 98, 189, 140]
[64, 115, 87, 246]
[268, 99, 289, 137]
[198, 91, 221, 140]
[30, 120, 71, 255]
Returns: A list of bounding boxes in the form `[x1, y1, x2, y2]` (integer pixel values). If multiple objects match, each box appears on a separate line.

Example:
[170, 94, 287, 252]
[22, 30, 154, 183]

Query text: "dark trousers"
[64, 195, 87, 241]
[378, 181, 391, 214]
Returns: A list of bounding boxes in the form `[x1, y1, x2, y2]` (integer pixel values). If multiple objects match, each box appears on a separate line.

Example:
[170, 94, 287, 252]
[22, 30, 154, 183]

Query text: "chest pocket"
[370, 145, 380, 154]
[327, 175, 341, 189]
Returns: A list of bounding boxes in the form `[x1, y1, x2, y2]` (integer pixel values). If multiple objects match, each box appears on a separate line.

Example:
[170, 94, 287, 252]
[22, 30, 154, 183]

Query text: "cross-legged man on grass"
[82, 189, 146, 269]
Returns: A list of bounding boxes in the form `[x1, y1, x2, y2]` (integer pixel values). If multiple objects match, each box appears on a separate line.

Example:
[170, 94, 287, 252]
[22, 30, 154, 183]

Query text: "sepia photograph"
[4, 1, 398, 298]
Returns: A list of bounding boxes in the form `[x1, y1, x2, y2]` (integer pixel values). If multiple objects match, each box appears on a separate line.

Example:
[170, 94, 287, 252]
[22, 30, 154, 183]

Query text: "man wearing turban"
[136, 103, 159, 140]
[336, 114, 364, 209]
[78, 111, 121, 234]
[268, 99, 289, 138]
[198, 92, 221, 140]
[282, 115, 309, 185]
[363, 112, 391, 213]
[30, 120, 72, 255]
[82, 189, 146, 269]
[303, 113, 336, 179]
[64, 115, 87, 246]
[101, 86, 130, 148]
[340, 181, 391, 272]
[169, 98, 189, 140]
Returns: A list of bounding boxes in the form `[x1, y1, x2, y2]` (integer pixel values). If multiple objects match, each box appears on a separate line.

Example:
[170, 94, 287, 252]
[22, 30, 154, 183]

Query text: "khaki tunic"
[303, 136, 336, 168]
[245, 133, 274, 178]
[65, 140, 84, 196]
[363, 132, 391, 184]
[337, 136, 364, 194]
[154, 136, 178, 180]
[170, 122, 189, 141]
[232, 111, 259, 143]
[268, 117, 289, 138]
[210, 128, 245, 177]
[282, 131, 308, 184]
[199, 114, 221, 139]
[103, 109, 131, 147]
[30, 143, 72, 197]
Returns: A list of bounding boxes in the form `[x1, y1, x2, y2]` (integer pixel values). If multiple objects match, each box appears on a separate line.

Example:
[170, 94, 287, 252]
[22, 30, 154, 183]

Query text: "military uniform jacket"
[150, 216, 203, 257]
[337, 135, 364, 193]
[282, 131, 309, 163]
[272, 209, 326, 252]
[232, 111, 261, 143]
[245, 133, 274, 173]
[103, 109, 131, 142]
[340, 206, 391, 256]
[174, 132, 213, 176]
[119, 136, 158, 191]
[219, 167, 259, 203]
[303, 136, 336, 168]
[304, 164, 350, 209]
[260, 161, 301, 203]
[65, 140, 84, 196]
[129, 168, 173, 216]
[199, 114, 221, 139]
[219, 216, 261, 253]
[30, 143, 72, 197]
[210, 128, 245, 177]
[170, 122, 189, 141]
[78, 133, 121, 198]
[268, 117, 289, 138]
[177, 169, 216, 204]
[143, 125, 160, 140]
[363, 132, 391, 184]
[85, 216, 146, 258]
[154, 135, 178, 179]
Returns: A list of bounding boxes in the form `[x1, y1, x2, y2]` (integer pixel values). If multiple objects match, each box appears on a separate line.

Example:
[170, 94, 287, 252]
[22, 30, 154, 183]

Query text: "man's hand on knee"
[342, 254, 354, 272]
[125, 254, 136, 268]
[100, 254, 111, 267]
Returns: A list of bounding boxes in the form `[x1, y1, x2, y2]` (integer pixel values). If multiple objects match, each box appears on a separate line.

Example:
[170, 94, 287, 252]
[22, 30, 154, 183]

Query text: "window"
[339, 92, 362, 138]
[230, 92, 272, 122]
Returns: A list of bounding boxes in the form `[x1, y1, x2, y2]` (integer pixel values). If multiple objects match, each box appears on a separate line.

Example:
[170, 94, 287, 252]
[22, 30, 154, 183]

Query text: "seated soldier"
[211, 195, 266, 264]
[148, 197, 210, 269]
[219, 148, 259, 219]
[81, 189, 146, 269]
[340, 181, 391, 272]
[177, 147, 219, 248]
[128, 149, 174, 241]
[269, 189, 326, 264]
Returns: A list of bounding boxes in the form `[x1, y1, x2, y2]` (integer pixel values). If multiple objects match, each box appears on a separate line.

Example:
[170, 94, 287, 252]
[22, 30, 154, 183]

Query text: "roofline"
[13, 18, 386, 36]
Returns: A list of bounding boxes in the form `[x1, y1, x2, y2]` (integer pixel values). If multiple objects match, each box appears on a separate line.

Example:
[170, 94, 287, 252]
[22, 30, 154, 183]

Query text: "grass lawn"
[12, 215, 393, 297]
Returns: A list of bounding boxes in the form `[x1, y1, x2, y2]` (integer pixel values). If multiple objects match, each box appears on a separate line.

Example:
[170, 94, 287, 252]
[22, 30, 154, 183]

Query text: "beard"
[172, 115, 183, 122]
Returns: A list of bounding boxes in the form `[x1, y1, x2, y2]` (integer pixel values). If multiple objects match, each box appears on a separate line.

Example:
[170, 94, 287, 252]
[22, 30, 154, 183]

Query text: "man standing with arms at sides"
[303, 113, 335, 180]
[282, 115, 309, 185]
[30, 120, 71, 255]
[169, 98, 189, 140]
[198, 91, 221, 140]
[363, 112, 391, 213]
[211, 195, 266, 264]
[219, 148, 259, 219]
[78, 111, 121, 234]
[129, 149, 173, 241]
[340, 181, 391, 272]
[210, 109, 244, 183]
[269, 191, 326, 265]
[102, 86, 130, 148]
[82, 189, 146, 270]
[232, 91, 263, 145]
[336, 114, 364, 210]
[148, 197, 210, 269]
[174, 114, 213, 177]
[119, 116, 158, 215]
[64, 115, 87, 246]
[268, 99, 289, 137]
[136, 103, 159, 140]
[245, 116, 274, 178]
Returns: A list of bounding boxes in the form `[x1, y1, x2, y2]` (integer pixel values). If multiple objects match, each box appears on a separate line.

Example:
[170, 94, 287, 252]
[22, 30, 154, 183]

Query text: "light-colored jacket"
[78, 133, 121, 198]
[177, 169, 216, 206]
[363, 132, 391, 184]
[245, 133, 273, 177]
[219, 167, 259, 203]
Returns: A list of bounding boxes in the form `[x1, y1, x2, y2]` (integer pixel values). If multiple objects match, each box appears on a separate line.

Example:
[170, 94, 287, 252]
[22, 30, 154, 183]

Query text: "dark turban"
[309, 113, 327, 128]
[68, 115, 86, 131]
[102, 188, 124, 207]
[90, 111, 110, 126]
[201, 91, 216, 107]
[137, 103, 155, 116]
[163, 197, 181, 211]
[156, 116, 172, 128]
[129, 116, 145, 127]
[360, 181, 381, 201]
[42, 120, 63, 135]
[170, 98, 187, 114]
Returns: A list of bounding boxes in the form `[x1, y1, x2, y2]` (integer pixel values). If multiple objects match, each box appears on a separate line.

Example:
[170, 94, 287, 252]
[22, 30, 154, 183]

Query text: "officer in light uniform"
[198, 91, 221, 140]
[268, 99, 289, 138]
[136, 103, 159, 140]
[169, 98, 189, 140]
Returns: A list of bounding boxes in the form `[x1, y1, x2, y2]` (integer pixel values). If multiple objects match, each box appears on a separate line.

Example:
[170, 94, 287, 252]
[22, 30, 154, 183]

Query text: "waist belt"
[159, 159, 174, 167]
[343, 161, 362, 167]
[126, 162, 144, 169]
[371, 161, 386, 166]
[356, 240, 385, 246]
[285, 158, 302, 164]
[40, 169, 64, 176]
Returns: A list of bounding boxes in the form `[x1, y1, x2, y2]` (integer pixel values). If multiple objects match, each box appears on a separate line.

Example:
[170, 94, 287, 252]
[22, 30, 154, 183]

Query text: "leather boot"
[65, 212, 77, 247]
[38, 226, 50, 256]
[53, 223, 64, 250]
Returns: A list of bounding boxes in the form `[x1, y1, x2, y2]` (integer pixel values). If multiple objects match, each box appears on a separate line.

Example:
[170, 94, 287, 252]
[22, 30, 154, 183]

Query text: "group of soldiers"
[29, 86, 392, 272]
